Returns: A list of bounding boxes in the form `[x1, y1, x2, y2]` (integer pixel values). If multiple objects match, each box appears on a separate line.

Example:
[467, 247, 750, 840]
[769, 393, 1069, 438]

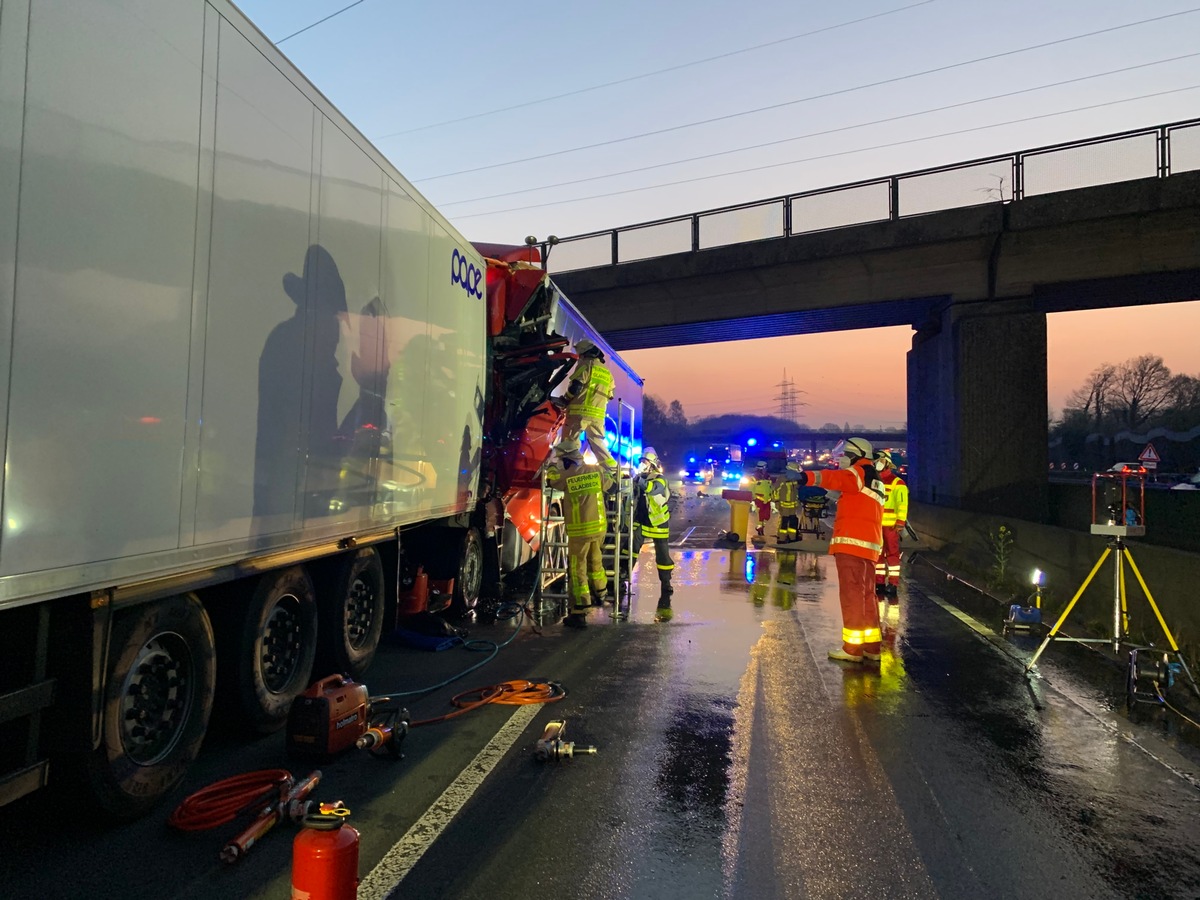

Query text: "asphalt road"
[5, 491, 1200, 899]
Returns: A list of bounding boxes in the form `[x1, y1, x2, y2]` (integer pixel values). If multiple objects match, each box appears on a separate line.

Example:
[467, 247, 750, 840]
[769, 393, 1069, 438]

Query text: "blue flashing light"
[772, 441, 781, 448]
[746, 438, 758, 447]
[745, 553, 756, 583]
[689, 456, 696, 462]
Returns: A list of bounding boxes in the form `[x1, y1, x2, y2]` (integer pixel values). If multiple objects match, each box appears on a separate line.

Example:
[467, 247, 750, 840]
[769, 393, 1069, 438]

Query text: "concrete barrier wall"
[911, 501, 1200, 661]
[1048, 482, 1200, 554]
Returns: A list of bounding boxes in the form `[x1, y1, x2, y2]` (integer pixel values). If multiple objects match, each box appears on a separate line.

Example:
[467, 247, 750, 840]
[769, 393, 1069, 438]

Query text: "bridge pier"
[908, 298, 1048, 522]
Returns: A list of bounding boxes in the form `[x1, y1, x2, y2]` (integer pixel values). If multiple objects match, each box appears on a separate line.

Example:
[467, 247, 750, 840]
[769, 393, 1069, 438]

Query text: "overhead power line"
[438, 52, 1200, 207]
[276, 0, 368, 44]
[453, 84, 1200, 219]
[415, 7, 1200, 183]
[375, 0, 938, 139]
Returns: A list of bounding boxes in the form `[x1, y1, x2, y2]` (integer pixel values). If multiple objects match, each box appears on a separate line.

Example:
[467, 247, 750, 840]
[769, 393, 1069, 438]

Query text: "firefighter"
[632, 447, 676, 621]
[553, 339, 616, 477]
[546, 457, 614, 629]
[874, 450, 909, 599]
[793, 437, 886, 663]
[773, 460, 802, 543]
[750, 462, 774, 537]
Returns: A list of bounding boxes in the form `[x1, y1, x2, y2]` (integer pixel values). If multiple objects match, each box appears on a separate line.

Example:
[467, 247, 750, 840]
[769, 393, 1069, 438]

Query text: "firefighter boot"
[655, 578, 674, 621]
[886, 584, 899, 599]
[875, 582, 887, 596]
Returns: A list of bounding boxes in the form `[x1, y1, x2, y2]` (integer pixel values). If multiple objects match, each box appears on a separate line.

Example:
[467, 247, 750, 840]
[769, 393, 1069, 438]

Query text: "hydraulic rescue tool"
[220, 770, 327, 864]
[285, 674, 411, 760]
[355, 699, 411, 759]
[534, 719, 597, 761]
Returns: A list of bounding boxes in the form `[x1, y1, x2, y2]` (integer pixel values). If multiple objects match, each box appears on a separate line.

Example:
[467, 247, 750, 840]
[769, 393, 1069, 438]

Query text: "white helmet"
[874, 450, 893, 470]
[835, 437, 873, 468]
[640, 447, 661, 472]
[575, 338, 598, 356]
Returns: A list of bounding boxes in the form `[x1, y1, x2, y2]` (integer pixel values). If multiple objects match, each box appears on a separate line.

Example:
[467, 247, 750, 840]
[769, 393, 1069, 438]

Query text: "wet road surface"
[4, 492, 1200, 899]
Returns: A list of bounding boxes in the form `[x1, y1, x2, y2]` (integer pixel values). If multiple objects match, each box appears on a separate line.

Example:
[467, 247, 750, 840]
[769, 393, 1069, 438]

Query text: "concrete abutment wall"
[908, 298, 1049, 521]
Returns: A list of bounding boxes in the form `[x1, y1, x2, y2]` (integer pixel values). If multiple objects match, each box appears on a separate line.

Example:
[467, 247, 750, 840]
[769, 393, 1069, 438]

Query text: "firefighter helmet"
[874, 450, 893, 470]
[640, 447, 661, 472]
[842, 437, 873, 462]
[575, 338, 599, 356]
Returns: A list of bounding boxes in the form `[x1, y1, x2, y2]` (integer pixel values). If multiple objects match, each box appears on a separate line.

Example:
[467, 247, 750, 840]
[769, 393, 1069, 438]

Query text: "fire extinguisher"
[291, 810, 359, 900]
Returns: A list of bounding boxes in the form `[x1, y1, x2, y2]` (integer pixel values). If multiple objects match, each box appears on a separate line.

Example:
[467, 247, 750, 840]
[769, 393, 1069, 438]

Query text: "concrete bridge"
[551, 119, 1200, 524]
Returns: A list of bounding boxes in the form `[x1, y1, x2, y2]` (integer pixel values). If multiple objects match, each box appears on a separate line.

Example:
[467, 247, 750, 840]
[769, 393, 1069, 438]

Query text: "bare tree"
[1064, 363, 1117, 431]
[1111, 354, 1173, 430]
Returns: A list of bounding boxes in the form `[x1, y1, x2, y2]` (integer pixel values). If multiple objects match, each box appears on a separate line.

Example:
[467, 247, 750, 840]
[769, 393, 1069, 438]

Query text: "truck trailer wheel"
[318, 548, 385, 680]
[451, 527, 484, 616]
[233, 567, 318, 734]
[85, 594, 216, 821]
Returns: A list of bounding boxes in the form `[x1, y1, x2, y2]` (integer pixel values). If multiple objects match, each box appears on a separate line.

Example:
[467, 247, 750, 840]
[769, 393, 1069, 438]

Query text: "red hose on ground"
[167, 769, 294, 832]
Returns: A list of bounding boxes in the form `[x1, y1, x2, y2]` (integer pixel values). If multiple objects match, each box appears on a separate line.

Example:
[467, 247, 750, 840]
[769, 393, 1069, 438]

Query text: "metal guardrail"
[546, 117, 1200, 274]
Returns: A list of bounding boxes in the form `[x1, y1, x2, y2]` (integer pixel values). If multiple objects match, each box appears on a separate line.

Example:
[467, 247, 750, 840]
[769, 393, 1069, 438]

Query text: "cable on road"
[167, 769, 294, 832]
[407, 679, 567, 728]
[1155, 685, 1200, 732]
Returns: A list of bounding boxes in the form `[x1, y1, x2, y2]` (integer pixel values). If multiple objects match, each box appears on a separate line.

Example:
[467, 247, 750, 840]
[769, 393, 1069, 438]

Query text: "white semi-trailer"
[0, 0, 641, 818]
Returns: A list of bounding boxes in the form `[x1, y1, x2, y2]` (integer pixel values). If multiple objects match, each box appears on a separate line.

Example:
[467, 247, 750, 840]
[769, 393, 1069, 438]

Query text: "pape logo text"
[451, 248, 484, 299]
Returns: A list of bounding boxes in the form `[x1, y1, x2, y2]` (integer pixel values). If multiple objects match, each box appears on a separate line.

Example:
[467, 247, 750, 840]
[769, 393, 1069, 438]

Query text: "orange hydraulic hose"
[409, 679, 565, 727]
[167, 769, 294, 832]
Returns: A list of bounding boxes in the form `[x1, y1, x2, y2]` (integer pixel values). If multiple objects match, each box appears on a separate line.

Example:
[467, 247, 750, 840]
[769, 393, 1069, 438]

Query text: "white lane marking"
[671, 526, 697, 546]
[356, 702, 543, 899]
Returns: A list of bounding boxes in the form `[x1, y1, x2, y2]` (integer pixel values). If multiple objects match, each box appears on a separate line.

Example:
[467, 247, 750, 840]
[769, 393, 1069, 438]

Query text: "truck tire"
[85, 594, 216, 821]
[234, 567, 318, 734]
[450, 527, 483, 616]
[318, 548, 385, 680]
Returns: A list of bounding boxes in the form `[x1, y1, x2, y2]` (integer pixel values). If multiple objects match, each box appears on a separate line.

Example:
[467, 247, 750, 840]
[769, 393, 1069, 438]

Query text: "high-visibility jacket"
[772, 478, 799, 512]
[566, 357, 614, 420]
[634, 472, 671, 538]
[547, 462, 612, 538]
[807, 460, 885, 561]
[881, 472, 908, 528]
[751, 476, 774, 504]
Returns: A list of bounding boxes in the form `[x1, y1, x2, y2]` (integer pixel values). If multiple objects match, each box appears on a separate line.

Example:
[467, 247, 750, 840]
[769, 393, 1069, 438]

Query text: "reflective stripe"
[842, 627, 883, 645]
[568, 360, 614, 419]
[642, 525, 670, 539]
[831, 535, 883, 553]
[656, 563, 675, 571]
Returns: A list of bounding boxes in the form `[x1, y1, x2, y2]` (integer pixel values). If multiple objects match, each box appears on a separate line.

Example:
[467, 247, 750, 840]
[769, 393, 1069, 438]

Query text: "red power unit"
[286, 675, 369, 758]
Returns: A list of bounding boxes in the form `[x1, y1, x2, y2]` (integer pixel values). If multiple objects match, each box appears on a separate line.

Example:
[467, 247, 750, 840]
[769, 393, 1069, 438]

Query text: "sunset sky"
[237, 0, 1200, 427]
[624, 300, 1200, 428]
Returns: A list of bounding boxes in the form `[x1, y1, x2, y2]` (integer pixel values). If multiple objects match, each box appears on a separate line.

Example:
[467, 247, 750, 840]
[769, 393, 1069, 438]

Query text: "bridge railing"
[547, 117, 1200, 274]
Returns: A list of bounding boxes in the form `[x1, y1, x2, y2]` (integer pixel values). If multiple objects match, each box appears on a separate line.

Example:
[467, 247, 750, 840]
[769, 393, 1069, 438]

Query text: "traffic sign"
[1138, 443, 1160, 469]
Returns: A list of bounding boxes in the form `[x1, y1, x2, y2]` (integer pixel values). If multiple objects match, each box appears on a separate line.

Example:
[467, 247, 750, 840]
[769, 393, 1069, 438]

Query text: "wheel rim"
[118, 632, 194, 766]
[461, 536, 483, 604]
[261, 593, 305, 693]
[346, 575, 377, 651]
